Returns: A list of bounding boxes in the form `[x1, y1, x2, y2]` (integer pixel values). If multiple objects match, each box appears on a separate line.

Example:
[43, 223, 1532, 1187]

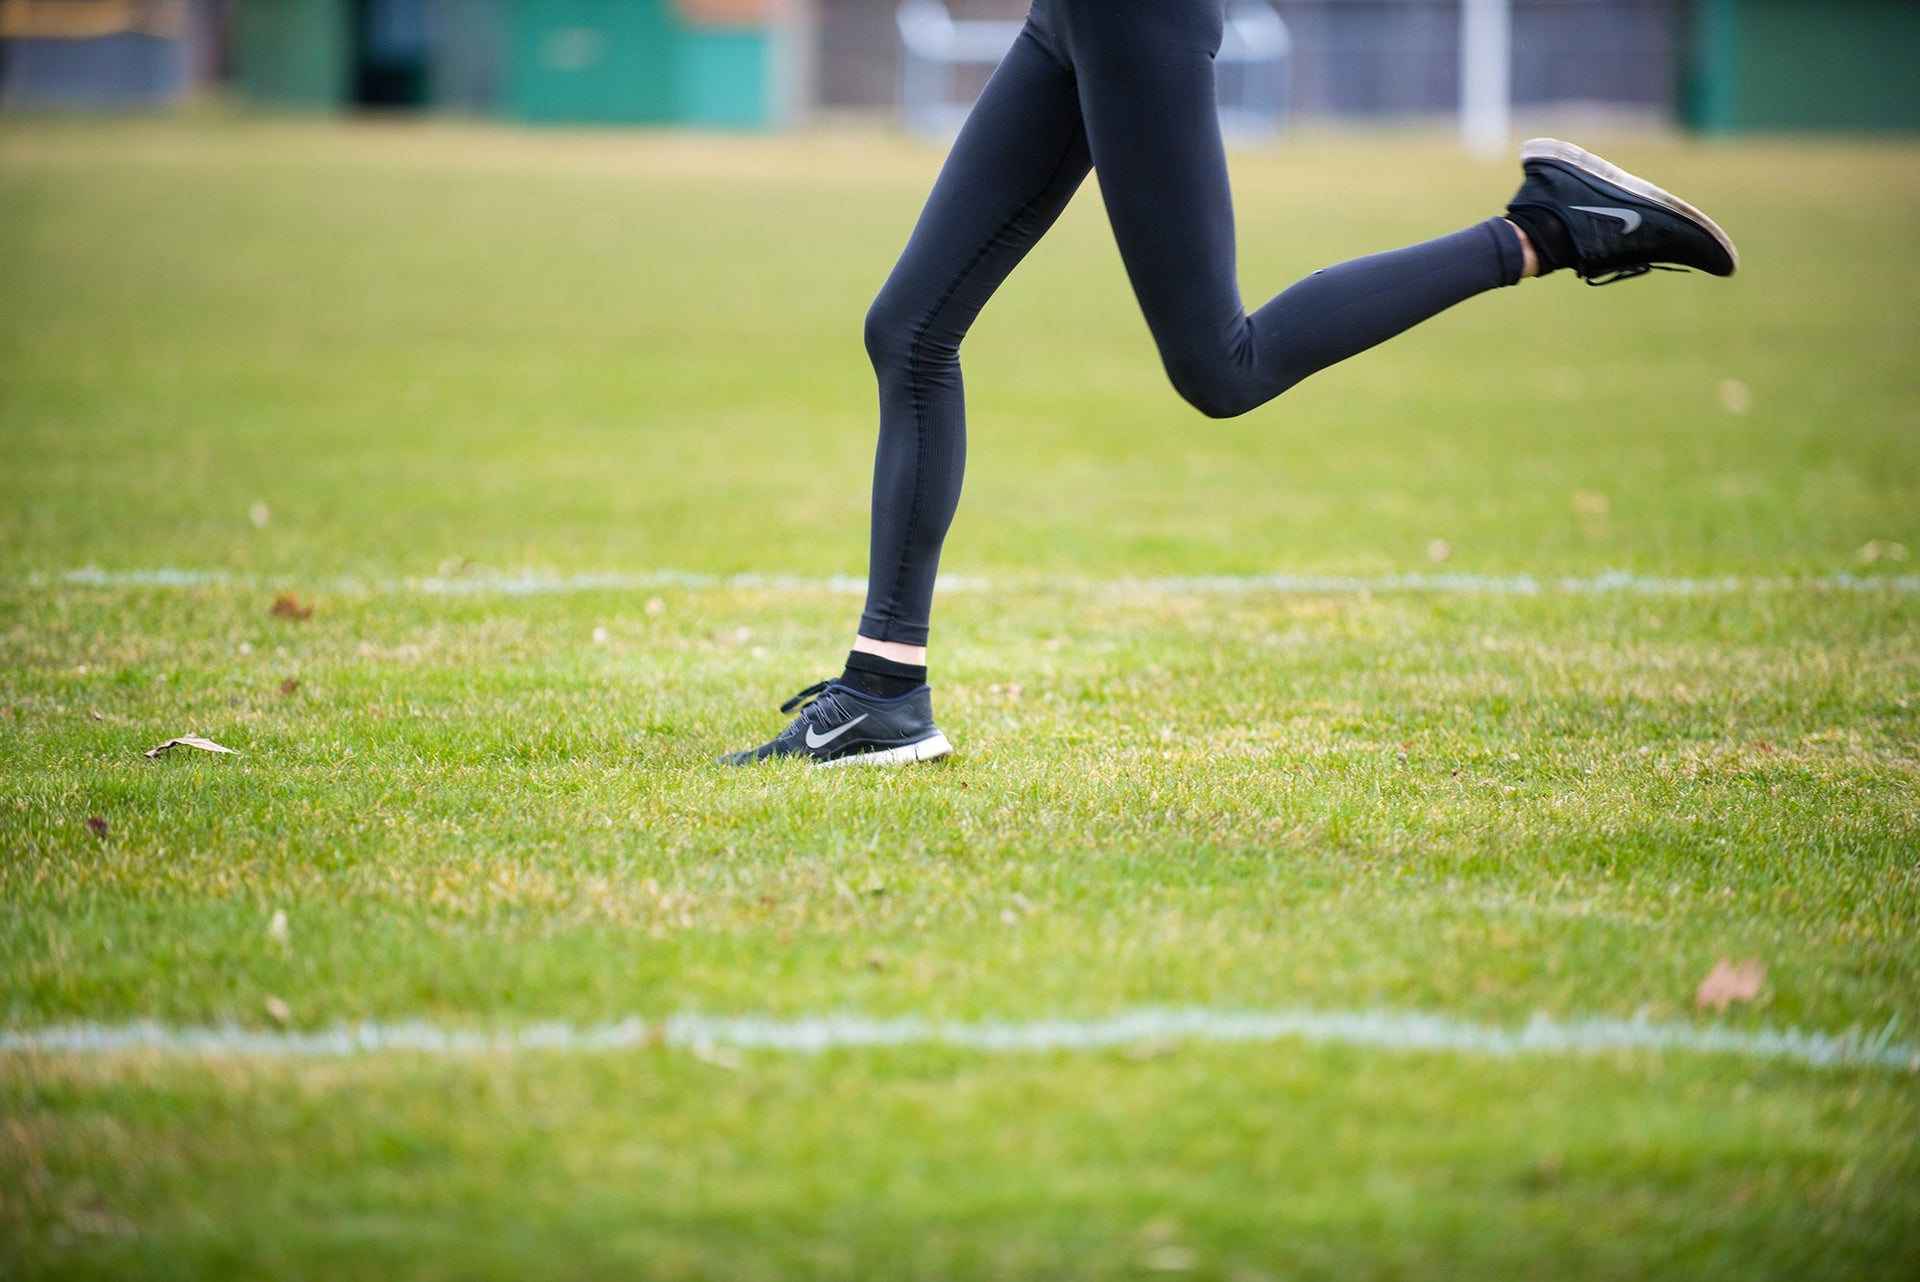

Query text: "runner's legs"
[1058, 0, 1524, 417]
[859, 25, 1092, 646]
[859, 0, 1525, 642]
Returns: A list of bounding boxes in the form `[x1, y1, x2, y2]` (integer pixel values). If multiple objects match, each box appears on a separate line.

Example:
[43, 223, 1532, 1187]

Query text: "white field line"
[3, 1008, 1916, 1074]
[36, 567, 1920, 598]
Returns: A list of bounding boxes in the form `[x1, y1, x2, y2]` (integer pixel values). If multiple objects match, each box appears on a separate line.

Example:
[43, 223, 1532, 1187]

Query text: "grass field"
[2, 116, 1918, 1279]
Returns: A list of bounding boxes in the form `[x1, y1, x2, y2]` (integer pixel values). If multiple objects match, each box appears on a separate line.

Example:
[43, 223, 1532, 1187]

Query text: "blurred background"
[1, 0, 1916, 138]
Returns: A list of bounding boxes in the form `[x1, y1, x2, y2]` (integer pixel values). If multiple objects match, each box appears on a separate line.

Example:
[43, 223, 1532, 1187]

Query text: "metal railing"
[895, 0, 1292, 141]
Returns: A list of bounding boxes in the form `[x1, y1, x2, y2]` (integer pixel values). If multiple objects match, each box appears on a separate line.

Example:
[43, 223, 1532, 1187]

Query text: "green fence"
[1685, 0, 1920, 132]
[233, 0, 354, 109]
[232, 0, 778, 127]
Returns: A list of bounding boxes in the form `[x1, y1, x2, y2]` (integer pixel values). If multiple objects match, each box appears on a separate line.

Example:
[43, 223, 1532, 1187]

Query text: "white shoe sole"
[818, 731, 954, 767]
[1521, 137, 1740, 273]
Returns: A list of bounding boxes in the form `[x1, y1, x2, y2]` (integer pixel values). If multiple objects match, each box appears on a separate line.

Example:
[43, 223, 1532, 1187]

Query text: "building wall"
[0, 0, 220, 107]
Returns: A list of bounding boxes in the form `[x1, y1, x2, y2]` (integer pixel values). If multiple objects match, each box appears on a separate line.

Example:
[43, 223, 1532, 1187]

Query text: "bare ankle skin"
[853, 635, 927, 666]
[1505, 218, 1539, 279]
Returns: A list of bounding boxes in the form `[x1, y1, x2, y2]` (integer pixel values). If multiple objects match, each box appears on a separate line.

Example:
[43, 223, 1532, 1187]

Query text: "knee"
[1163, 352, 1258, 420]
[864, 291, 914, 374]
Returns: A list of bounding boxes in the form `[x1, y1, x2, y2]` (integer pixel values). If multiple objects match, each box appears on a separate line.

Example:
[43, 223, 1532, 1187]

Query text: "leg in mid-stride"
[722, 0, 1736, 767]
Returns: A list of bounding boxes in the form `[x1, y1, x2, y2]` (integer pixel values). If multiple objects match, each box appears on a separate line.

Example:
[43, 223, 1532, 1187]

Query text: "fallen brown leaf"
[689, 1042, 742, 1071]
[270, 593, 313, 621]
[89, 709, 103, 721]
[1133, 1218, 1194, 1273]
[144, 735, 238, 759]
[265, 996, 291, 1025]
[278, 678, 300, 697]
[1857, 539, 1908, 565]
[85, 816, 109, 839]
[1138, 1245, 1197, 1273]
[1528, 1152, 1565, 1190]
[1695, 958, 1765, 1011]
[1571, 490, 1611, 516]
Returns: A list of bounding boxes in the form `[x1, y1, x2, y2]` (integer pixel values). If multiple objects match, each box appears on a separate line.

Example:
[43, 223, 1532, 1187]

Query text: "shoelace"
[779, 680, 835, 715]
[1581, 262, 1689, 287]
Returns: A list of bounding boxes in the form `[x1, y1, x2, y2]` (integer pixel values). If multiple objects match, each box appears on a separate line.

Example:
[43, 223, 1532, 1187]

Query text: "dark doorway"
[353, 0, 428, 107]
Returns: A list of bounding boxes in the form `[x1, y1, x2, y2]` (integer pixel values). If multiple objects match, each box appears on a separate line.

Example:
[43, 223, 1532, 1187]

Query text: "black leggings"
[859, 0, 1525, 645]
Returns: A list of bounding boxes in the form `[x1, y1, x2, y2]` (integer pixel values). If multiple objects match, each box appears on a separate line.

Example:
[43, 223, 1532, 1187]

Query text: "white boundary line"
[4, 1008, 1915, 1073]
[32, 567, 1920, 598]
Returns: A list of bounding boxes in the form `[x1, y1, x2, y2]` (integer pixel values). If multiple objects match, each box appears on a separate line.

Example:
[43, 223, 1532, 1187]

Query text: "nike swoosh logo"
[1571, 205, 1643, 234]
[805, 714, 869, 750]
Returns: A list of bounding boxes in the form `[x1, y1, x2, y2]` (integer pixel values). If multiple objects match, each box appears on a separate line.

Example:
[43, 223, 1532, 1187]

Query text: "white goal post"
[1460, 0, 1512, 159]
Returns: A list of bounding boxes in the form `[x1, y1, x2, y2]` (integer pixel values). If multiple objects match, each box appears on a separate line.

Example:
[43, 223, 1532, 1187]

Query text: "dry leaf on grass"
[270, 593, 313, 620]
[1133, 1218, 1194, 1272]
[1138, 1245, 1198, 1273]
[1857, 540, 1908, 565]
[689, 1042, 742, 1071]
[265, 996, 291, 1025]
[278, 678, 300, 697]
[85, 817, 109, 839]
[143, 735, 238, 759]
[1571, 490, 1611, 516]
[1696, 958, 1765, 1011]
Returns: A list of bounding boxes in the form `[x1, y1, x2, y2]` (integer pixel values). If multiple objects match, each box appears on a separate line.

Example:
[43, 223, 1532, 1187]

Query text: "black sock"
[1504, 206, 1576, 276]
[839, 650, 926, 700]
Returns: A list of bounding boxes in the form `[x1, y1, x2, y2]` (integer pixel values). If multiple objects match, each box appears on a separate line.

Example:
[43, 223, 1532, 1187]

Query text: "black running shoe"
[720, 680, 953, 766]
[1509, 138, 1739, 285]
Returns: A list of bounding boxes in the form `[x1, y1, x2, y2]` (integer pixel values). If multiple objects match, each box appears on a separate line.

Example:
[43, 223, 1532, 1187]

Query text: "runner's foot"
[720, 680, 953, 766]
[1507, 138, 1738, 285]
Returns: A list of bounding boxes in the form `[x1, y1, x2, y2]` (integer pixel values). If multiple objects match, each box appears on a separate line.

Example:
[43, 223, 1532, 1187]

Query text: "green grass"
[2, 117, 1918, 1279]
